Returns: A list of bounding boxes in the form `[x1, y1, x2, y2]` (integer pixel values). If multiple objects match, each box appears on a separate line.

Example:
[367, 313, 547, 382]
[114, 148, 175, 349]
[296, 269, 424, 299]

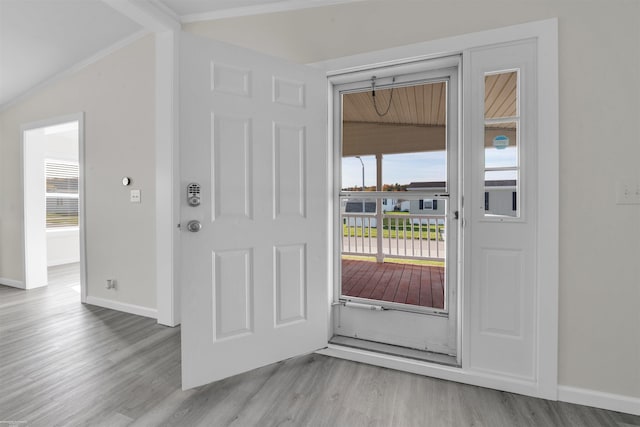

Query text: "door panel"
[179, 33, 327, 390]
[466, 41, 537, 379]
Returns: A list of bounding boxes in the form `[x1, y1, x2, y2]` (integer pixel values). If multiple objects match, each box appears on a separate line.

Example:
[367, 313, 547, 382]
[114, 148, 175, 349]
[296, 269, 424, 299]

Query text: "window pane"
[341, 80, 448, 193]
[382, 151, 446, 191]
[485, 71, 518, 119]
[46, 197, 79, 227]
[484, 170, 518, 218]
[342, 198, 376, 213]
[485, 70, 520, 219]
[45, 161, 79, 194]
[485, 121, 518, 169]
[46, 160, 79, 227]
[342, 155, 375, 191]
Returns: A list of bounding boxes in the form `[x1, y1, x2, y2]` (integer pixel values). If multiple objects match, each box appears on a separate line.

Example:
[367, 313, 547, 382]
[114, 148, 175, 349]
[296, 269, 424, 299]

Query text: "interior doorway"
[331, 60, 460, 363]
[22, 114, 85, 298]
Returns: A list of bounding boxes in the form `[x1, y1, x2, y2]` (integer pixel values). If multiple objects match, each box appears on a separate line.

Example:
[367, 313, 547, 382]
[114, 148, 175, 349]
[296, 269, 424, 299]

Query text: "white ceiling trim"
[180, 0, 365, 23]
[0, 30, 149, 113]
[102, 0, 180, 32]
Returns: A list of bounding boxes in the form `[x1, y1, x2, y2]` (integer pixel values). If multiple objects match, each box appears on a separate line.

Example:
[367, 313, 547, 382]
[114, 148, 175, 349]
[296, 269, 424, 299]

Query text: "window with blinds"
[45, 160, 79, 228]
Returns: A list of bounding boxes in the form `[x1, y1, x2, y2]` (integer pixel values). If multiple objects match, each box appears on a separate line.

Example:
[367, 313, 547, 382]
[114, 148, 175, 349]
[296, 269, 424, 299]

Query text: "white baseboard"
[0, 277, 25, 289]
[85, 296, 157, 319]
[558, 385, 640, 416]
[318, 344, 545, 399]
[48, 258, 81, 267]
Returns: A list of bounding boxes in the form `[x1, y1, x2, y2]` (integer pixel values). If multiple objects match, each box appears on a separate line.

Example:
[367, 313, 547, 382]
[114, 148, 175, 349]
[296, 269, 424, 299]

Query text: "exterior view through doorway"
[331, 60, 460, 363]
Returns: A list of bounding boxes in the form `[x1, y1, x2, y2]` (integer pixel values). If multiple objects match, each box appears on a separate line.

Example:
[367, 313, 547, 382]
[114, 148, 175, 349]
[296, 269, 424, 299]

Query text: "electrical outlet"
[106, 279, 117, 290]
[616, 181, 640, 205]
[130, 189, 141, 203]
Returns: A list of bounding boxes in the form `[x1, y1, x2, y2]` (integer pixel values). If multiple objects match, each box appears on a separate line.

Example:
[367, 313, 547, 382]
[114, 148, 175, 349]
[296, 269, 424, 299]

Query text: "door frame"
[331, 60, 461, 358]
[21, 112, 87, 301]
[314, 18, 559, 399]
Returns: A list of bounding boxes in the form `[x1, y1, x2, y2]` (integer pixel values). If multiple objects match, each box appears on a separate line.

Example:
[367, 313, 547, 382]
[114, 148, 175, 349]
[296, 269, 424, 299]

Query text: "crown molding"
[180, 0, 364, 23]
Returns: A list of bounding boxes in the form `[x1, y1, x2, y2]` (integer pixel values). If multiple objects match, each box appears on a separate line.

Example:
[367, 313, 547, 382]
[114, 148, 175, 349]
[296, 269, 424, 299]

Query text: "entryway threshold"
[329, 335, 458, 367]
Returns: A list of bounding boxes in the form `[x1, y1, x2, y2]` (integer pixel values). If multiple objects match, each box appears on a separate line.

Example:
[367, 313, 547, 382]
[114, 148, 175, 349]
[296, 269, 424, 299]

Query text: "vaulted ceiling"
[0, 0, 360, 109]
[0, 0, 518, 117]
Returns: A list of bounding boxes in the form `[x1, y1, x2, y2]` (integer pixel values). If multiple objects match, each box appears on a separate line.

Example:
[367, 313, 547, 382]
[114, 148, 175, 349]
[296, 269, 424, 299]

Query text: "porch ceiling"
[343, 82, 447, 127]
[342, 73, 517, 157]
[342, 73, 516, 127]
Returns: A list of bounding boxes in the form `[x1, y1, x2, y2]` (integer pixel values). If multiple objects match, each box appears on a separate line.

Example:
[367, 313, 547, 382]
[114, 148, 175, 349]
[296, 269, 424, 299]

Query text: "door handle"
[187, 220, 202, 232]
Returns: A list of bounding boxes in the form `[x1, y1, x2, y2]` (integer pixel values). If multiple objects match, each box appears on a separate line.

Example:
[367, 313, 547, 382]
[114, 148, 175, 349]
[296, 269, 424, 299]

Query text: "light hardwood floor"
[1, 264, 638, 426]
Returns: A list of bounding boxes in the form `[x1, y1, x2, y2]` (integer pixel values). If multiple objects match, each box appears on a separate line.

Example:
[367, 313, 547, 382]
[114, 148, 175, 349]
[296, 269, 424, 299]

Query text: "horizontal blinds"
[46, 160, 79, 194]
[45, 160, 79, 228]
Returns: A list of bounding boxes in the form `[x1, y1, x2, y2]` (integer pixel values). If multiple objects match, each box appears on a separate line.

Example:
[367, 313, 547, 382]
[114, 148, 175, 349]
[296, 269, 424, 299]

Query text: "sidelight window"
[484, 70, 520, 218]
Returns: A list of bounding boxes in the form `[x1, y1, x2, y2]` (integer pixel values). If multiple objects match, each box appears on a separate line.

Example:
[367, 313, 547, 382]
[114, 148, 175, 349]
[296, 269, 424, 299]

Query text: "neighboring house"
[381, 198, 410, 212]
[406, 181, 446, 215]
[341, 199, 377, 227]
[484, 179, 517, 217]
[405, 180, 517, 217]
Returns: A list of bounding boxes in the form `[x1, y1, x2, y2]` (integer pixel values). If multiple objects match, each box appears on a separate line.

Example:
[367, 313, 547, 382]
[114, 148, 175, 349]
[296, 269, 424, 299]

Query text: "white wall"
[184, 0, 640, 400]
[0, 35, 157, 310]
[47, 228, 79, 266]
[22, 128, 48, 288]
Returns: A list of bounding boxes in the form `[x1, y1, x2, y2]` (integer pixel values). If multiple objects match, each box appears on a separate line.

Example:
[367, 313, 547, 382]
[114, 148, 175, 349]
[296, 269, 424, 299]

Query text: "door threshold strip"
[329, 335, 458, 367]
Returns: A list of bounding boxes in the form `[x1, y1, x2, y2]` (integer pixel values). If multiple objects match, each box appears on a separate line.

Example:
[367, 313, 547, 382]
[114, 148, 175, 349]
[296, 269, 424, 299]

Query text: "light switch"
[130, 189, 141, 203]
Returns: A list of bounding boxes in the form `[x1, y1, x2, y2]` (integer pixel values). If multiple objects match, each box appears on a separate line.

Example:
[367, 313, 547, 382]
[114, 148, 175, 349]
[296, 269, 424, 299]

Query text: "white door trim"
[313, 18, 559, 400]
[155, 30, 181, 327]
[20, 112, 87, 301]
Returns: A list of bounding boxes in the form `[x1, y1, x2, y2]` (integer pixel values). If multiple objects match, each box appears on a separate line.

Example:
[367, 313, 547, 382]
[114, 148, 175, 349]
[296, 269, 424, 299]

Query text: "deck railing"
[342, 213, 445, 261]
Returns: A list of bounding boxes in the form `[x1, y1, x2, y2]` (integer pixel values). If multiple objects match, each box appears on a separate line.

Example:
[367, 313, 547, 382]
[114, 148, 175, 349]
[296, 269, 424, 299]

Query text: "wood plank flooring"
[342, 259, 444, 309]
[1, 264, 639, 426]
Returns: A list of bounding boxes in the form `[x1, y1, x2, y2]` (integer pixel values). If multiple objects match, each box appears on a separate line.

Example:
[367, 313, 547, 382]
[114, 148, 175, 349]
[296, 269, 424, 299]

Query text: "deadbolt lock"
[187, 183, 201, 207]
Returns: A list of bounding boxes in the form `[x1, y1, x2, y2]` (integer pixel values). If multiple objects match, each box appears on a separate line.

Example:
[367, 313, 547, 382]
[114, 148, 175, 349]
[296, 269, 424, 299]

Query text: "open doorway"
[331, 61, 460, 364]
[22, 114, 84, 299]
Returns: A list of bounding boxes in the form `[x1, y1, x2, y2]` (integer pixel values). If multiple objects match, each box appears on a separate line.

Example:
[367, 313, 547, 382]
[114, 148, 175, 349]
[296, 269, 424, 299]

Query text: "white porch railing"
[342, 213, 445, 261]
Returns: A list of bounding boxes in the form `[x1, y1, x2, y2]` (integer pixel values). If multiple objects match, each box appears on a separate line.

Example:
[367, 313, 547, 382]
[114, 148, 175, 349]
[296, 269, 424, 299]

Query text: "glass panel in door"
[339, 81, 450, 312]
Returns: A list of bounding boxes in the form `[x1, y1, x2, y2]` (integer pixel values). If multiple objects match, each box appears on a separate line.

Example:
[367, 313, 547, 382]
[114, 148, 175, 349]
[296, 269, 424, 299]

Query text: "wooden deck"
[341, 259, 445, 309]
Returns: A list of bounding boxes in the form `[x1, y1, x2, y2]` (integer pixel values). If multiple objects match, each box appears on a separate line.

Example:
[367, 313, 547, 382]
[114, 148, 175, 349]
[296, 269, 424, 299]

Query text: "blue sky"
[341, 148, 517, 188]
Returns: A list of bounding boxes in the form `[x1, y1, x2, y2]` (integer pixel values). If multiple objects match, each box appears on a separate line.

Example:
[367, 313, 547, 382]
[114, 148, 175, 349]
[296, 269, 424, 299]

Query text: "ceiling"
[484, 71, 517, 119]
[0, 0, 515, 113]
[342, 72, 517, 127]
[0, 0, 357, 109]
[343, 82, 448, 127]
[0, 0, 140, 107]
[160, 0, 285, 18]
[341, 74, 517, 157]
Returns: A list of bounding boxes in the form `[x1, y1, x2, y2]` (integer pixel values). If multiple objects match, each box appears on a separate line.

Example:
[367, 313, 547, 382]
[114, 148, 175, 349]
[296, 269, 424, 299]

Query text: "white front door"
[179, 33, 328, 390]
